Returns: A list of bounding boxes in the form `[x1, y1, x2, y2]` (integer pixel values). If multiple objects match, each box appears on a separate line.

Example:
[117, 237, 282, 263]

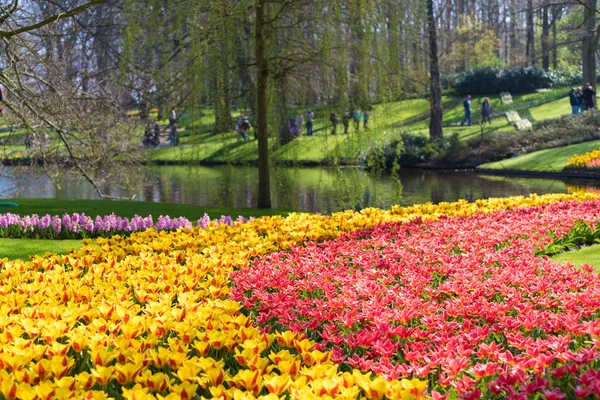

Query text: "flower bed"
[233, 198, 600, 398]
[0, 213, 245, 239]
[564, 149, 600, 170]
[0, 192, 596, 399]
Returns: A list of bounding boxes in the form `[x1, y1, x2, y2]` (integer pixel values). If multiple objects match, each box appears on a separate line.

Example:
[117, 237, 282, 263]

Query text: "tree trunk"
[427, 0, 443, 139]
[552, 6, 559, 70]
[541, 5, 549, 70]
[582, 0, 597, 89]
[526, 0, 535, 66]
[510, 0, 519, 66]
[255, 0, 271, 208]
[214, 67, 232, 133]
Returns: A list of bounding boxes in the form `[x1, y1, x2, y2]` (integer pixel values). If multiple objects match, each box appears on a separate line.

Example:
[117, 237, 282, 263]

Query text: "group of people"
[143, 109, 179, 148]
[461, 95, 492, 127]
[24, 130, 49, 149]
[330, 108, 369, 135]
[569, 83, 596, 115]
[288, 110, 315, 138]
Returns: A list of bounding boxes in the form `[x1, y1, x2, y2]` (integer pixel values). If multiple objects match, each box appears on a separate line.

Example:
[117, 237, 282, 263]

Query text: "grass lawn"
[478, 139, 600, 172]
[2, 198, 291, 220]
[0, 238, 83, 261]
[552, 244, 600, 271]
[529, 98, 571, 121]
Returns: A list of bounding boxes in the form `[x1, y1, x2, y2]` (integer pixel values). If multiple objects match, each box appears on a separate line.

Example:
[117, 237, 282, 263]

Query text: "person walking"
[169, 109, 177, 127]
[240, 117, 251, 141]
[461, 95, 472, 126]
[480, 97, 492, 125]
[570, 88, 580, 115]
[352, 108, 362, 133]
[342, 112, 350, 134]
[295, 111, 304, 137]
[305, 110, 314, 136]
[583, 83, 596, 110]
[330, 112, 338, 135]
[363, 110, 369, 131]
[169, 125, 179, 146]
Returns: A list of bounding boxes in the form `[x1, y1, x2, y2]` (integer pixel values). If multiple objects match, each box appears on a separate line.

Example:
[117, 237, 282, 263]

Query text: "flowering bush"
[0, 192, 596, 399]
[564, 149, 600, 170]
[0, 213, 245, 239]
[233, 198, 600, 398]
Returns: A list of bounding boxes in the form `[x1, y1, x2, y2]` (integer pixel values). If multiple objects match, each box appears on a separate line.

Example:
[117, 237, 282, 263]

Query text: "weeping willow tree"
[120, 0, 434, 208]
[120, 0, 190, 120]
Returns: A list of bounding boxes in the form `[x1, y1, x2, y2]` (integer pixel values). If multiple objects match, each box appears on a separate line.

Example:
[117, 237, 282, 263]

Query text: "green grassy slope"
[478, 140, 600, 172]
[529, 98, 571, 121]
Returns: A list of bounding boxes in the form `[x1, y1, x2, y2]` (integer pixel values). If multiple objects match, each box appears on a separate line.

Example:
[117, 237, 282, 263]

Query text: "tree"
[582, 0, 598, 89]
[526, 0, 535, 66]
[255, 0, 270, 208]
[0, 0, 145, 199]
[427, 0, 443, 139]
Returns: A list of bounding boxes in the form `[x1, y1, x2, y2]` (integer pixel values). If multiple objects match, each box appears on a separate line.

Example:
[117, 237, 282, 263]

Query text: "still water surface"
[2, 165, 599, 214]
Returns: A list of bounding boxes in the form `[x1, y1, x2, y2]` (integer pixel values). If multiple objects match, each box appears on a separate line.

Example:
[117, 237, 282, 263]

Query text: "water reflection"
[1, 165, 600, 214]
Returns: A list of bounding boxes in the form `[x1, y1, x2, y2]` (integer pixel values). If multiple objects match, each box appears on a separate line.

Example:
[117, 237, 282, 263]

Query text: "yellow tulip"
[191, 340, 210, 357]
[91, 365, 115, 386]
[169, 382, 198, 400]
[47, 341, 70, 357]
[276, 359, 300, 378]
[0, 354, 28, 372]
[357, 376, 389, 400]
[91, 348, 117, 367]
[204, 366, 226, 386]
[52, 387, 75, 400]
[137, 371, 172, 393]
[274, 331, 299, 347]
[0, 370, 17, 399]
[79, 389, 114, 399]
[77, 371, 95, 390]
[68, 333, 88, 352]
[33, 381, 56, 400]
[306, 350, 331, 366]
[293, 339, 314, 355]
[115, 362, 144, 385]
[230, 369, 262, 394]
[311, 378, 340, 396]
[263, 374, 291, 395]
[121, 384, 154, 400]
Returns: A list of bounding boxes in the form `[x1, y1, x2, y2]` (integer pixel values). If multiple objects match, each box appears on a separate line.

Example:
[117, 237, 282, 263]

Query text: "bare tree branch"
[0, 0, 108, 38]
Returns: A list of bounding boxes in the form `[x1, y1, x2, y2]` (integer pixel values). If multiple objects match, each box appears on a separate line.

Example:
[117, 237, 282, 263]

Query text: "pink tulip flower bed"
[232, 199, 600, 399]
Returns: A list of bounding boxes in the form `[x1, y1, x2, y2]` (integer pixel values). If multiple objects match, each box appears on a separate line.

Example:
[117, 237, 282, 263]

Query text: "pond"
[2, 165, 599, 214]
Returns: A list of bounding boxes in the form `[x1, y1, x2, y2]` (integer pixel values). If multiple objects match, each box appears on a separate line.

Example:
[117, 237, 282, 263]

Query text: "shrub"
[454, 67, 556, 95]
[399, 132, 464, 166]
